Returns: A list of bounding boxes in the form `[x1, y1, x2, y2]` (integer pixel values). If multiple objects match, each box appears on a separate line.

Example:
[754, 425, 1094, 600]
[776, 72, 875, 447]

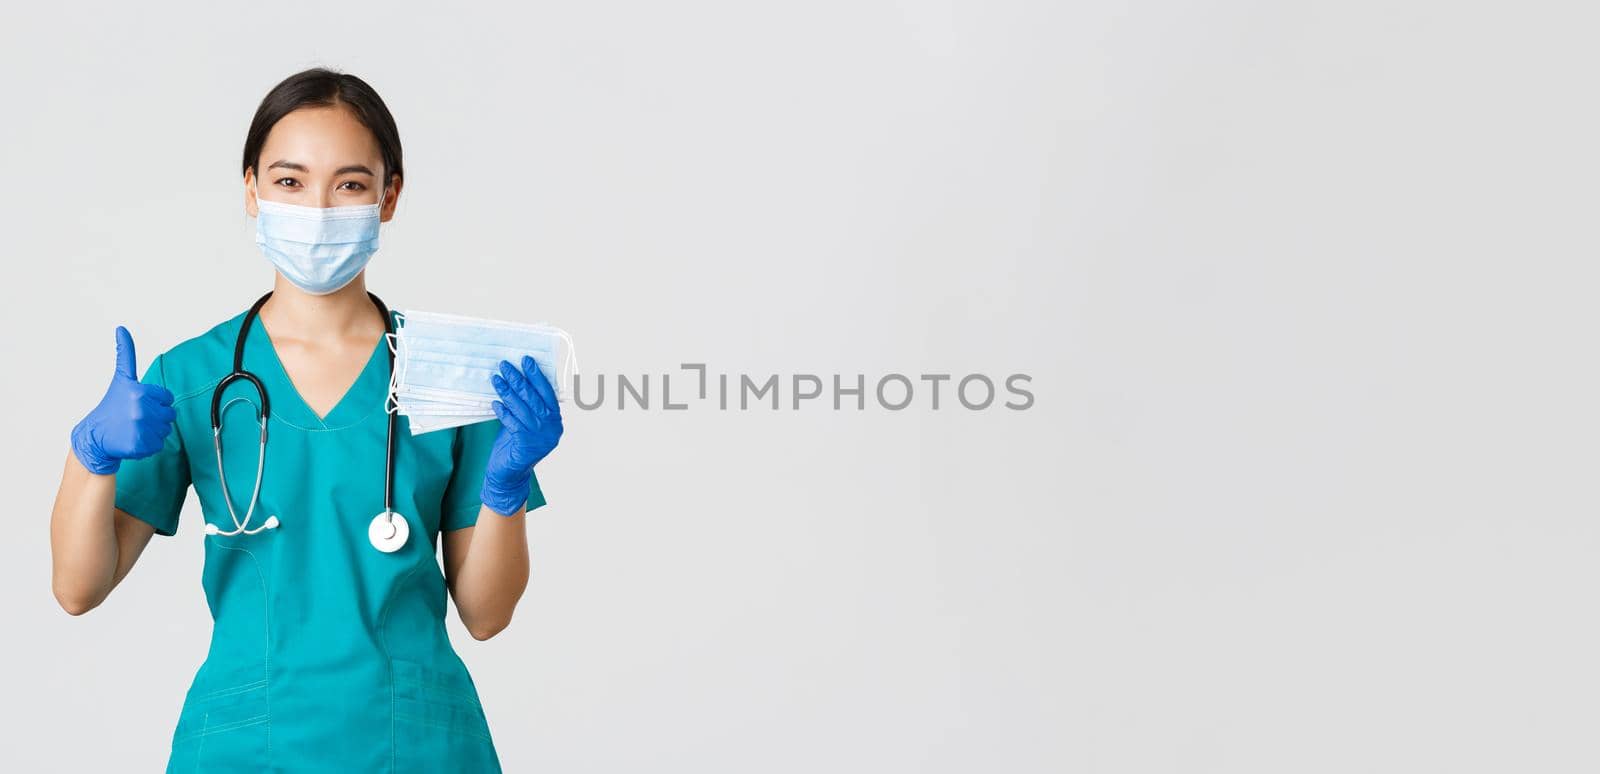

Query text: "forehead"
[259, 104, 382, 169]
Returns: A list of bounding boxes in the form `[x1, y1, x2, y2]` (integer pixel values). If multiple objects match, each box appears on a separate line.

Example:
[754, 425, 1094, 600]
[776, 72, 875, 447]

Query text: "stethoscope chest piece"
[369, 510, 410, 553]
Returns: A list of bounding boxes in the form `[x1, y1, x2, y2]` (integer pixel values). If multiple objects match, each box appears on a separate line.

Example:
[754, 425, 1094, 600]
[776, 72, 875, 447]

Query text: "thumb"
[114, 325, 138, 381]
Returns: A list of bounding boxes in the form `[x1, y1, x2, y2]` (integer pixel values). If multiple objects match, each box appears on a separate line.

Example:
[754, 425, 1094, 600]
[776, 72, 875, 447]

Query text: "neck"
[259, 273, 384, 340]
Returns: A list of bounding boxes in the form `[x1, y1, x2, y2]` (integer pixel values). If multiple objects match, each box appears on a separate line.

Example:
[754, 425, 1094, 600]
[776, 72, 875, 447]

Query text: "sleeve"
[440, 418, 547, 531]
[112, 354, 191, 536]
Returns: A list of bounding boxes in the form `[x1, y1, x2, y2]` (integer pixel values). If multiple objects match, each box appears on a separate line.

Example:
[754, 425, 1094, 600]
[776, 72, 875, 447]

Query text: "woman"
[48, 68, 560, 772]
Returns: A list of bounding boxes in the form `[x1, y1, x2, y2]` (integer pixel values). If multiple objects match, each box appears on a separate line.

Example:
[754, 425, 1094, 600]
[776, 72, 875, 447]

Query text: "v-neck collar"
[237, 309, 394, 431]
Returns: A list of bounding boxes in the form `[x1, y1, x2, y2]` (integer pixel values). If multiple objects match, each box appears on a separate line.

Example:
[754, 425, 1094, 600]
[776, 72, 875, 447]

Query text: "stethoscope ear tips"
[204, 523, 221, 536]
[261, 515, 280, 530]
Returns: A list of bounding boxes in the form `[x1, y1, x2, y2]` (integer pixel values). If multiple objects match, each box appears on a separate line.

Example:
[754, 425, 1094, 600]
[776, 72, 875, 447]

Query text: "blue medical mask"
[386, 309, 577, 435]
[253, 183, 382, 295]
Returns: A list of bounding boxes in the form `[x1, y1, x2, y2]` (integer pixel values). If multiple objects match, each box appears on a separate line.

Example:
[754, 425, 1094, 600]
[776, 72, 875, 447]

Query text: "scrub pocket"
[391, 657, 501, 774]
[166, 672, 271, 772]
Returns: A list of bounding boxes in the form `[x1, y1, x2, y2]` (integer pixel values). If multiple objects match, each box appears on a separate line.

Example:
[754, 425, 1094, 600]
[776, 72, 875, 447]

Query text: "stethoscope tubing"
[209, 290, 398, 535]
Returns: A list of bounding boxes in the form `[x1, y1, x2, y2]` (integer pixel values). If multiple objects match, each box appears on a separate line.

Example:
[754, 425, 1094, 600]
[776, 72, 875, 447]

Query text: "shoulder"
[150, 311, 250, 403]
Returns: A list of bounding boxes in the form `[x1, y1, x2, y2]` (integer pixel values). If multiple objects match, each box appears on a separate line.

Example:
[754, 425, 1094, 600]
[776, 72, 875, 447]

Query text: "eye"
[274, 177, 300, 189]
[339, 180, 367, 192]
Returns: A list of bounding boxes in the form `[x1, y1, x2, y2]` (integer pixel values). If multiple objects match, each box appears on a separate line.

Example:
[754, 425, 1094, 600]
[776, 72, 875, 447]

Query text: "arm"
[50, 453, 158, 614]
[443, 355, 561, 641]
[441, 505, 530, 640]
[50, 327, 176, 614]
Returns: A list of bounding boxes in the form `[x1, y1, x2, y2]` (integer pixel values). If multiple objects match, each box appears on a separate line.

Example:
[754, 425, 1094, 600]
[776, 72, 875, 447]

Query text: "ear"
[244, 169, 259, 217]
[379, 174, 403, 222]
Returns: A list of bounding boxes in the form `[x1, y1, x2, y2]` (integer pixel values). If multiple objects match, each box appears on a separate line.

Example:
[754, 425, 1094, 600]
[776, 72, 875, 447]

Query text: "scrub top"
[113, 308, 544, 773]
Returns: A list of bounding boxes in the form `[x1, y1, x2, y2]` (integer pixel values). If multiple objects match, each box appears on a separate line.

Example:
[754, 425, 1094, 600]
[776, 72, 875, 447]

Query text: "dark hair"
[241, 67, 403, 190]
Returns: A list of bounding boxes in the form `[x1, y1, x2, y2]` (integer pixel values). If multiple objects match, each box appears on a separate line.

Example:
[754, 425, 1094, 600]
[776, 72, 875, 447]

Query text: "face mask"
[399, 410, 491, 435]
[385, 309, 577, 435]
[253, 181, 382, 295]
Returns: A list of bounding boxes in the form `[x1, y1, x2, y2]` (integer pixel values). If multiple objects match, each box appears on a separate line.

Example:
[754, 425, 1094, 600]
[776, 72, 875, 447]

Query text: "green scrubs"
[114, 309, 544, 773]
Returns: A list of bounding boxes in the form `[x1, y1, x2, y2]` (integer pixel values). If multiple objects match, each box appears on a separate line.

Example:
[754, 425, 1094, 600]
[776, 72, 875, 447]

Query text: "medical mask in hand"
[253, 185, 382, 295]
[386, 309, 577, 435]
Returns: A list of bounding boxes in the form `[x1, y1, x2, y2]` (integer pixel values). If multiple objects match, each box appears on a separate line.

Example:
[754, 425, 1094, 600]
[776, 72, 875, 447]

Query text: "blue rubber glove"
[70, 326, 177, 475]
[480, 355, 563, 515]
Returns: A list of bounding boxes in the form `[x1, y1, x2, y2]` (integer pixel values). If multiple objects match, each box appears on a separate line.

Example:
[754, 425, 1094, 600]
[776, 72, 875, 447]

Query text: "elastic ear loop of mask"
[552, 328, 578, 402]
[384, 331, 401, 415]
[389, 344, 400, 412]
[384, 312, 410, 416]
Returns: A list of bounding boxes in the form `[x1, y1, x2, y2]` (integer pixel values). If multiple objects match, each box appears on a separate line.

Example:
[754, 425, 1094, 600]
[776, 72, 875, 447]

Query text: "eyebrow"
[265, 159, 375, 177]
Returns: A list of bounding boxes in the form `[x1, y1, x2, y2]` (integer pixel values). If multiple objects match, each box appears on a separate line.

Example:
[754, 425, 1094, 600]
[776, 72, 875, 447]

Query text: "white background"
[2, 2, 1594, 772]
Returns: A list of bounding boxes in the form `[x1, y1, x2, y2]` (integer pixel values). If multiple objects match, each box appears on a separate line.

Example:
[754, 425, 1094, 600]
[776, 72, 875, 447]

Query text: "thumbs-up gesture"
[69, 327, 177, 475]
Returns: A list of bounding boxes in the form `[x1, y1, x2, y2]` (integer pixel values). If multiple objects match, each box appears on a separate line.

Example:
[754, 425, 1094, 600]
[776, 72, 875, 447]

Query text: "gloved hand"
[70, 326, 177, 475]
[481, 355, 564, 515]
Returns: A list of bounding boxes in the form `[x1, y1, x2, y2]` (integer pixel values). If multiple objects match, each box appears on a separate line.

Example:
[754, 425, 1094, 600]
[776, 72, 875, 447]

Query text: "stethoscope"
[207, 290, 410, 553]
